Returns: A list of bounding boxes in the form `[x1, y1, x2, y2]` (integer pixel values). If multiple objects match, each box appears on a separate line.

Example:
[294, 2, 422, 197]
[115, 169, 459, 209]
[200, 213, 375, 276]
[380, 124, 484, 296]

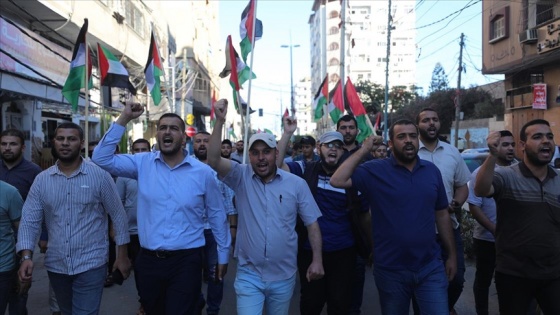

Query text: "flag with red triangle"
[97, 43, 136, 95]
[210, 90, 217, 128]
[345, 77, 373, 143]
[62, 19, 93, 112]
[312, 74, 328, 121]
[219, 35, 255, 91]
[328, 80, 344, 123]
[144, 31, 163, 105]
[239, 0, 263, 63]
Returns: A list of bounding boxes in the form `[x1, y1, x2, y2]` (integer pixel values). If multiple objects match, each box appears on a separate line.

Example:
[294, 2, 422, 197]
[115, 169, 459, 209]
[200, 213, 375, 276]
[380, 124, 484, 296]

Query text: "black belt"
[141, 247, 198, 259]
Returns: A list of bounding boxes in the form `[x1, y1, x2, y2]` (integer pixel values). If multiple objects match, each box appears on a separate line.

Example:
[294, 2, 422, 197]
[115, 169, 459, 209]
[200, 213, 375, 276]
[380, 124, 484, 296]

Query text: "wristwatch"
[20, 255, 32, 264]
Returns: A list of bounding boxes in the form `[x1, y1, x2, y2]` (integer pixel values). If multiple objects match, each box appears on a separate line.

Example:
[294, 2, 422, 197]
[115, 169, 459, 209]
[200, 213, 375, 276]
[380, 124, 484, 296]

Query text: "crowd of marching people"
[1, 98, 559, 315]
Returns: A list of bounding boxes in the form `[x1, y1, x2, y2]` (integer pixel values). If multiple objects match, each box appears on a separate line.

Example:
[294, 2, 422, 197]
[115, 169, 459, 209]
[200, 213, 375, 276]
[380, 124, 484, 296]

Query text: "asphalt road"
[12, 245, 500, 315]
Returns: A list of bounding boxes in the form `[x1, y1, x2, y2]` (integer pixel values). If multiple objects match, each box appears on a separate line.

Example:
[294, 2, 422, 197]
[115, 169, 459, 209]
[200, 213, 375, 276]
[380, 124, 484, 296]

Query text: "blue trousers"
[203, 229, 223, 314]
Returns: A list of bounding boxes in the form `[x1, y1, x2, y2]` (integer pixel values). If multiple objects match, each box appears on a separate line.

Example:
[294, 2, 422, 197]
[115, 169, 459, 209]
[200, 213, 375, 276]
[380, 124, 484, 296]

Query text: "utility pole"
[383, 0, 393, 142]
[454, 33, 465, 148]
[339, 0, 346, 110]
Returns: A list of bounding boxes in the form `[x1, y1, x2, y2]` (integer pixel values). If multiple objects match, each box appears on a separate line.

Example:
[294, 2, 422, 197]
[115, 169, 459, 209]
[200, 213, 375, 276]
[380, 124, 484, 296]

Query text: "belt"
[141, 247, 198, 259]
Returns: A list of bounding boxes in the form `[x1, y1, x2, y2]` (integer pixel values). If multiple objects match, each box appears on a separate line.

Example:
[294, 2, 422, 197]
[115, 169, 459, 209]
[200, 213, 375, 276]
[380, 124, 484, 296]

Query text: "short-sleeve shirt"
[0, 180, 23, 272]
[351, 156, 448, 271]
[221, 161, 322, 281]
[0, 159, 42, 201]
[418, 140, 471, 229]
[492, 162, 560, 279]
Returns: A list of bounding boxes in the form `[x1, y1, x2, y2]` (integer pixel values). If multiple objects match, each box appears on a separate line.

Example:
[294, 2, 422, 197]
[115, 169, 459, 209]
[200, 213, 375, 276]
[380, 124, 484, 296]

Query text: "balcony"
[505, 85, 533, 110]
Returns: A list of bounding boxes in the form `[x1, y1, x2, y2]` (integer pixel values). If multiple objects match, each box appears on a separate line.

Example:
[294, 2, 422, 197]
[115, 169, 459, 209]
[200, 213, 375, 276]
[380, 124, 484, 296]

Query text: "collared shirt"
[0, 159, 42, 201]
[16, 159, 129, 275]
[116, 177, 139, 235]
[92, 123, 230, 264]
[418, 139, 471, 229]
[340, 142, 373, 164]
[292, 153, 320, 162]
[352, 156, 448, 271]
[493, 162, 560, 279]
[230, 151, 246, 164]
[221, 161, 321, 281]
[0, 180, 23, 272]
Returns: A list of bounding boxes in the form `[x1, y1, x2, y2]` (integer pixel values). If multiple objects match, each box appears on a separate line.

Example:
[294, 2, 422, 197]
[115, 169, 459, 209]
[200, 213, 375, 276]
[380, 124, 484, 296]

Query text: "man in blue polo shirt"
[331, 119, 457, 315]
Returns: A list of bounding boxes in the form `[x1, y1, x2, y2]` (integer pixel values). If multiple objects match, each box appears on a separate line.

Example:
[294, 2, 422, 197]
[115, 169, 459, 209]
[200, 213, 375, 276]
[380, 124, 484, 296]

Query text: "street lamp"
[281, 37, 300, 116]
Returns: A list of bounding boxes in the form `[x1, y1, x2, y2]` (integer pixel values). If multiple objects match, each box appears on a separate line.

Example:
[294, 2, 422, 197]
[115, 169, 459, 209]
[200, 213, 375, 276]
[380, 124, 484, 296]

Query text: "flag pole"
[97, 44, 106, 142]
[237, 91, 247, 164]
[84, 38, 90, 159]
[152, 23, 173, 113]
[243, 0, 258, 164]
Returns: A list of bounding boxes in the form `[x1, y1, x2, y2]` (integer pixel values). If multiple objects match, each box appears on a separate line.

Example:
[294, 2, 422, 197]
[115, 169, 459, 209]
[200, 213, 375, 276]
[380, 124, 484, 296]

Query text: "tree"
[353, 80, 385, 115]
[389, 85, 416, 112]
[429, 62, 449, 93]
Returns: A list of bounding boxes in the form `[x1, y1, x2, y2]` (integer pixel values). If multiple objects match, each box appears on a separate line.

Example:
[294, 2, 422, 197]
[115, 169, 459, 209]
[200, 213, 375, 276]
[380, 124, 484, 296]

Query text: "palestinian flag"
[312, 74, 328, 121]
[228, 123, 238, 140]
[281, 108, 289, 129]
[373, 113, 381, 136]
[239, 0, 263, 63]
[210, 90, 217, 128]
[62, 19, 93, 112]
[97, 43, 136, 95]
[345, 77, 373, 143]
[328, 80, 344, 124]
[263, 128, 273, 134]
[232, 89, 255, 115]
[220, 35, 255, 91]
[144, 31, 163, 105]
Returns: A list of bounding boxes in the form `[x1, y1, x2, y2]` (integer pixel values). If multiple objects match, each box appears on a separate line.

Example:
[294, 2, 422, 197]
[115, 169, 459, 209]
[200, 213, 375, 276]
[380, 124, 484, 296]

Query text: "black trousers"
[298, 246, 356, 315]
[495, 271, 560, 315]
[473, 239, 495, 315]
[135, 247, 203, 315]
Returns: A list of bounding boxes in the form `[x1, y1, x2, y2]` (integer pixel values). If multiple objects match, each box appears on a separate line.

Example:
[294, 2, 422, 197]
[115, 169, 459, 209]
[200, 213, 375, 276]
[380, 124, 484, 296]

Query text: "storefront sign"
[0, 17, 71, 85]
[532, 83, 547, 109]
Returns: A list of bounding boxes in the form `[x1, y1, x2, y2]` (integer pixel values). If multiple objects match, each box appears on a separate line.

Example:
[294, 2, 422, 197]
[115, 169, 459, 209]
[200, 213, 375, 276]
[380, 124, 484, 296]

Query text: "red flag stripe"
[345, 77, 367, 116]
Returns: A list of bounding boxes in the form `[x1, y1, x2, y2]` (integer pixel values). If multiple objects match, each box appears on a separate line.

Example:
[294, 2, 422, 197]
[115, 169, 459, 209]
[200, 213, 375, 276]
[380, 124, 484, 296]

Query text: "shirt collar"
[154, 149, 192, 167]
[49, 157, 87, 177]
[518, 161, 558, 180]
[250, 165, 282, 183]
[388, 154, 426, 172]
[419, 139, 443, 152]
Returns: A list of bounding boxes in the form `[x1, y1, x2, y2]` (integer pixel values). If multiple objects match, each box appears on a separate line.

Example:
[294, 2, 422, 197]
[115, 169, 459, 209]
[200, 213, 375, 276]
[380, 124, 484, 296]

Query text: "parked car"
[461, 153, 489, 173]
[462, 148, 490, 154]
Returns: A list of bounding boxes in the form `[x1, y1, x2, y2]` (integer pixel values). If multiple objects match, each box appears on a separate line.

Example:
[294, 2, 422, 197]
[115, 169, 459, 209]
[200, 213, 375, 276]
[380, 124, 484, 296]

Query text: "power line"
[413, 0, 480, 31]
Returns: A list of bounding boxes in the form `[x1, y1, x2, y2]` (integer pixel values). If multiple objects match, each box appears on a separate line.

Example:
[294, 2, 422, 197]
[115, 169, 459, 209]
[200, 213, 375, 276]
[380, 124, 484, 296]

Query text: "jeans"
[0, 269, 15, 313]
[374, 258, 449, 315]
[135, 247, 203, 315]
[234, 265, 296, 315]
[48, 265, 106, 315]
[348, 255, 366, 315]
[298, 247, 356, 315]
[495, 271, 560, 315]
[473, 239, 495, 315]
[204, 229, 223, 315]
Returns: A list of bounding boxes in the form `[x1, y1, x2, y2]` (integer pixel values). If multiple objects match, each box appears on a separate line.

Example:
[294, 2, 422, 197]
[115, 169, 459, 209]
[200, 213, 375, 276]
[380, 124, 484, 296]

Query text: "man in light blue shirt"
[93, 103, 230, 315]
[207, 99, 323, 315]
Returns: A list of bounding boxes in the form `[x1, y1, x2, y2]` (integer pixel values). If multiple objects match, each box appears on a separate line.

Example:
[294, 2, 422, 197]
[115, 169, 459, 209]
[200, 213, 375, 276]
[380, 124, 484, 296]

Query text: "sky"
[218, 0, 504, 133]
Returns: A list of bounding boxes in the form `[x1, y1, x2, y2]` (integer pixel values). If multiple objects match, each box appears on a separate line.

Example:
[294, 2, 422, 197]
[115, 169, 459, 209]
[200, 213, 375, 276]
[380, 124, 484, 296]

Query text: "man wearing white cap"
[277, 116, 372, 315]
[207, 99, 324, 315]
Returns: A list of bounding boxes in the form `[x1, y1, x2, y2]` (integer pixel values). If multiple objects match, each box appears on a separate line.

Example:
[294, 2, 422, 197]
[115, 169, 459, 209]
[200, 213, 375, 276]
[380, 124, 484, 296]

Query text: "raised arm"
[330, 135, 377, 188]
[474, 131, 501, 197]
[208, 99, 233, 178]
[276, 116, 298, 171]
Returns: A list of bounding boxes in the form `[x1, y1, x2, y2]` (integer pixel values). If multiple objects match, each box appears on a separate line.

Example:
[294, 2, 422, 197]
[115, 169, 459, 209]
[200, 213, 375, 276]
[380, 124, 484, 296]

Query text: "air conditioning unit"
[554, 6, 560, 18]
[519, 29, 538, 44]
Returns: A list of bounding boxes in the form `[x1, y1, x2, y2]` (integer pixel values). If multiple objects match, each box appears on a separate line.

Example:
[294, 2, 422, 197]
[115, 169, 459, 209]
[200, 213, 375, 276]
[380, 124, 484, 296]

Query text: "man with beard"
[92, 103, 230, 315]
[277, 117, 371, 315]
[1, 129, 42, 315]
[331, 119, 457, 315]
[221, 139, 233, 160]
[416, 108, 470, 315]
[231, 140, 245, 163]
[466, 130, 516, 315]
[475, 120, 560, 314]
[208, 99, 324, 315]
[192, 132, 236, 315]
[16, 123, 131, 315]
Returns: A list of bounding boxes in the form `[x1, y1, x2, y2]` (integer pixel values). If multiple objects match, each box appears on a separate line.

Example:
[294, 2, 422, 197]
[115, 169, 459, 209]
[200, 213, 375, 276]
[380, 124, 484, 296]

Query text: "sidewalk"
[16, 250, 497, 314]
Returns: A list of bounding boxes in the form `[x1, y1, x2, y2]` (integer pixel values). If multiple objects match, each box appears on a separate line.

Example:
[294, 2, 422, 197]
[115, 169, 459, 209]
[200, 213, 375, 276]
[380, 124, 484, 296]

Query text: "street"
[13, 245, 498, 315]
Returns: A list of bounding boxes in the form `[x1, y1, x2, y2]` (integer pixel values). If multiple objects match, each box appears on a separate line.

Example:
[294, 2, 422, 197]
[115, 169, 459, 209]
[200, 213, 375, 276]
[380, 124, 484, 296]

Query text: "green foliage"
[353, 80, 385, 114]
[429, 62, 449, 93]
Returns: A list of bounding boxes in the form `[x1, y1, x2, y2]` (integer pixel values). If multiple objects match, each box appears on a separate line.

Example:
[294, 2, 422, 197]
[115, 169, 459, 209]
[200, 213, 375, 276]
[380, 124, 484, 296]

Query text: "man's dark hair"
[236, 140, 244, 144]
[0, 129, 25, 145]
[158, 113, 186, 133]
[55, 122, 84, 140]
[415, 108, 437, 124]
[519, 119, 550, 141]
[299, 135, 316, 146]
[88, 140, 99, 146]
[336, 115, 358, 130]
[133, 138, 150, 147]
[499, 130, 514, 138]
[222, 139, 233, 146]
[194, 131, 211, 137]
[389, 119, 418, 141]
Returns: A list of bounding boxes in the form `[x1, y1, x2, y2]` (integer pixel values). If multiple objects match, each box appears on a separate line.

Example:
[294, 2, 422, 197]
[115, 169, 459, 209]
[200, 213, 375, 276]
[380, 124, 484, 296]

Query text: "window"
[124, 1, 144, 37]
[329, 58, 340, 66]
[329, 27, 339, 35]
[328, 42, 339, 51]
[488, 6, 509, 43]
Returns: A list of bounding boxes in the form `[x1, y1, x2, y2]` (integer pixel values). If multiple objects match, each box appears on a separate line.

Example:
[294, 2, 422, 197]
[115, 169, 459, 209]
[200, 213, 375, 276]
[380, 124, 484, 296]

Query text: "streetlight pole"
[281, 33, 300, 116]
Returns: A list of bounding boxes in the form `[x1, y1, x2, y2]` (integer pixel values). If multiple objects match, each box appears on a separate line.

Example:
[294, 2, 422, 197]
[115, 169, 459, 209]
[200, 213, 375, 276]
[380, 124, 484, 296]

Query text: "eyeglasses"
[322, 142, 342, 149]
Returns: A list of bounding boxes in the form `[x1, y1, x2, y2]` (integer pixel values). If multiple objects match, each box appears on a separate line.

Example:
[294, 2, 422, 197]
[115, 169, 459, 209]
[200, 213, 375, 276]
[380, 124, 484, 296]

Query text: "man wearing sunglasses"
[277, 117, 372, 315]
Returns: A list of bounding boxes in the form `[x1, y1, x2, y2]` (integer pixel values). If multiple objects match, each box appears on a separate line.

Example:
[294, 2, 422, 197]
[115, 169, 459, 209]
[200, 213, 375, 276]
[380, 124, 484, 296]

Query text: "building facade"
[482, 0, 560, 156]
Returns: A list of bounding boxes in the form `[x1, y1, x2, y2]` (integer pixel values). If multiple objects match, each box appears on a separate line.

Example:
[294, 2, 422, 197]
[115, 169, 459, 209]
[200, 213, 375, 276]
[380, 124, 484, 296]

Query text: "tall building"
[481, 0, 560, 156]
[294, 77, 316, 136]
[309, 0, 416, 133]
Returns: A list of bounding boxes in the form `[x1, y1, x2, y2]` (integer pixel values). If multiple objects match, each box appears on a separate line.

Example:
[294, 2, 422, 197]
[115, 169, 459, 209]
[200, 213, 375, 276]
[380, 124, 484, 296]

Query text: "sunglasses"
[322, 142, 343, 149]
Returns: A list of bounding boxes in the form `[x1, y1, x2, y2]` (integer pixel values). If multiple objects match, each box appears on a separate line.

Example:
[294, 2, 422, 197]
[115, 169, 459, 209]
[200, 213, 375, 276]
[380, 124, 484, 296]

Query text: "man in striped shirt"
[16, 122, 130, 315]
